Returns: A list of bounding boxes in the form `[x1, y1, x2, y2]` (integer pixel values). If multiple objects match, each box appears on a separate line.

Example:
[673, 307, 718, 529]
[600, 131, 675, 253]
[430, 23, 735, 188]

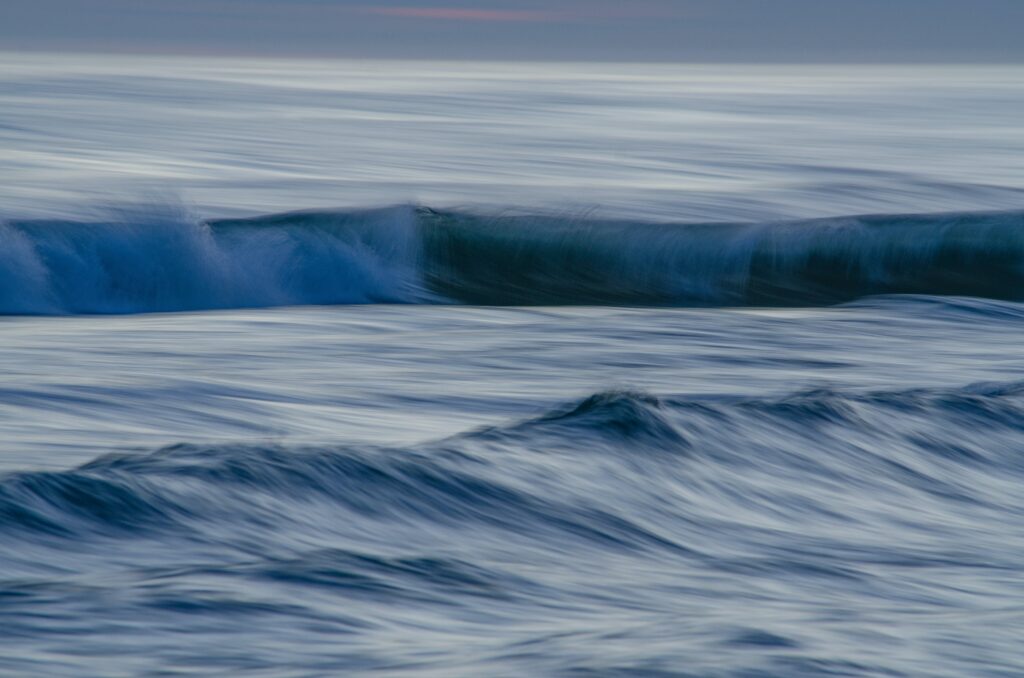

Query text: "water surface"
[1, 56, 1023, 677]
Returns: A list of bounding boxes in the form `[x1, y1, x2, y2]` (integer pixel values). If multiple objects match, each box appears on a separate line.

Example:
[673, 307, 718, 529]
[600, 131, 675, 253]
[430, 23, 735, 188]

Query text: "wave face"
[1, 206, 1023, 313]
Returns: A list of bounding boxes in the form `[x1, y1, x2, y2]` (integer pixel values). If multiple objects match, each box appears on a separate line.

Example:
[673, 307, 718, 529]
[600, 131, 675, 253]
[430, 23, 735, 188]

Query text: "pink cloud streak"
[365, 7, 561, 22]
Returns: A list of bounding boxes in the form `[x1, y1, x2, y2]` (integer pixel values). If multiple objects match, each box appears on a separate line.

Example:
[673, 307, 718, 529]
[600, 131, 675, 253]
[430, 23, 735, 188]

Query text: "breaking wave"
[1, 205, 1023, 313]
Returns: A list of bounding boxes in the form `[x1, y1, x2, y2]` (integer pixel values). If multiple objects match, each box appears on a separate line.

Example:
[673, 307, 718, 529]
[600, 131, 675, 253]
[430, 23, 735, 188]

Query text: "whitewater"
[2, 54, 1024, 677]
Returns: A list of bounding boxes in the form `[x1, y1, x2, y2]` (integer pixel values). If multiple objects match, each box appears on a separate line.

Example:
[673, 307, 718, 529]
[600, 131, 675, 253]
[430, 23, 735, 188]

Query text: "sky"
[2, 0, 1023, 62]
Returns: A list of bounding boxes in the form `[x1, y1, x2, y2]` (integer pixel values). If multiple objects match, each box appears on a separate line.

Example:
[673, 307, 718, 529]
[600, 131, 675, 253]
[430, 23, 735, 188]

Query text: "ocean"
[1, 54, 1024, 676]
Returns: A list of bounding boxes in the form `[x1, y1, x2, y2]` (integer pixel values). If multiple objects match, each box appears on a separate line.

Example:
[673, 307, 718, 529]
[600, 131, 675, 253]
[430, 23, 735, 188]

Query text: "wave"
[1, 205, 1023, 313]
[5, 380, 1024, 543]
[4, 385, 1023, 676]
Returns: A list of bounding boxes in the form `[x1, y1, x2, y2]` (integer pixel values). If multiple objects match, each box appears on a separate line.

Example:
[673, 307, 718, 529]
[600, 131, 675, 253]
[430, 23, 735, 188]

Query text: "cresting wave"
[1, 205, 1023, 313]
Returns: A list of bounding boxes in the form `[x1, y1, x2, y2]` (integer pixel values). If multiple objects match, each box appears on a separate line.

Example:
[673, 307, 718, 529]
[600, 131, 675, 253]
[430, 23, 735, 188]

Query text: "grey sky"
[2, 0, 1022, 62]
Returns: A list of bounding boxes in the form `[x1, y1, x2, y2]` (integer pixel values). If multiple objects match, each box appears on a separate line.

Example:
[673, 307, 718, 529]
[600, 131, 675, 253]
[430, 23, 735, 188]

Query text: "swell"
[4, 381, 1024, 543]
[1, 205, 1023, 313]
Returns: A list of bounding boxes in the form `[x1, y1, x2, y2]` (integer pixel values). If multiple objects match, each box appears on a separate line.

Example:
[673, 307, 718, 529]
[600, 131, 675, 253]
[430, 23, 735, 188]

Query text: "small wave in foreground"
[2, 382, 1023, 674]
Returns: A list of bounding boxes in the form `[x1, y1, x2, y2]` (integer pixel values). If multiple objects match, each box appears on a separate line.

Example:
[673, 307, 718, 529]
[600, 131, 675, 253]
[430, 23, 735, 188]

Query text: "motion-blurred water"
[3, 55, 1024, 221]
[2, 55, 1024, 676]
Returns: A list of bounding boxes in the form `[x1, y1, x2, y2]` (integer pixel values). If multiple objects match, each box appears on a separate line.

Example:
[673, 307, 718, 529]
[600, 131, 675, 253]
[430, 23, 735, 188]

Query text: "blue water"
[2, 55, 1024, 677]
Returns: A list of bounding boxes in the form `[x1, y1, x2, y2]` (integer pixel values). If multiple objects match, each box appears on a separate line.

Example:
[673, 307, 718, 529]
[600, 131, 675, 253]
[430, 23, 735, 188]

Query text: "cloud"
[363, 6, 561, 22]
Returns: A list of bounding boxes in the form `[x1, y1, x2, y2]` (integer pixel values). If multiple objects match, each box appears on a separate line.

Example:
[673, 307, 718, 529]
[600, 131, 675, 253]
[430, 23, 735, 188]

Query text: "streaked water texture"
[2, 56, 1023, 222]
[3, 300, 1024, 676]
[1, 56, 1024, 676]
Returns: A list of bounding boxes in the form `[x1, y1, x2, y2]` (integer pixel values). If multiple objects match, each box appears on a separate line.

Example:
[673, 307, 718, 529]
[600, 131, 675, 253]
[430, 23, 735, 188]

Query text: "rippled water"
[2, 55, 1024, 676]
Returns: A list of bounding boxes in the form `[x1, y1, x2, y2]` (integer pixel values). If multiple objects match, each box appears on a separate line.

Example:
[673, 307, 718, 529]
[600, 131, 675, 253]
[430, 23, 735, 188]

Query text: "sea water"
[1, 54, 1024, 676]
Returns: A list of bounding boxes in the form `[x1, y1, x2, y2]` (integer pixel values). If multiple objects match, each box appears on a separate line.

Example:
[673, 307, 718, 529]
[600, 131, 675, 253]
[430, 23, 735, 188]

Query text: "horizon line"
[3, 47, 1023, 67]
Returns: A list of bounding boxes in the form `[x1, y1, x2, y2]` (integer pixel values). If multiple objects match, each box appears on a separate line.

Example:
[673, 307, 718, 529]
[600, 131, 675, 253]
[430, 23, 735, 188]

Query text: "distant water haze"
[2, 55, 1023, 222]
